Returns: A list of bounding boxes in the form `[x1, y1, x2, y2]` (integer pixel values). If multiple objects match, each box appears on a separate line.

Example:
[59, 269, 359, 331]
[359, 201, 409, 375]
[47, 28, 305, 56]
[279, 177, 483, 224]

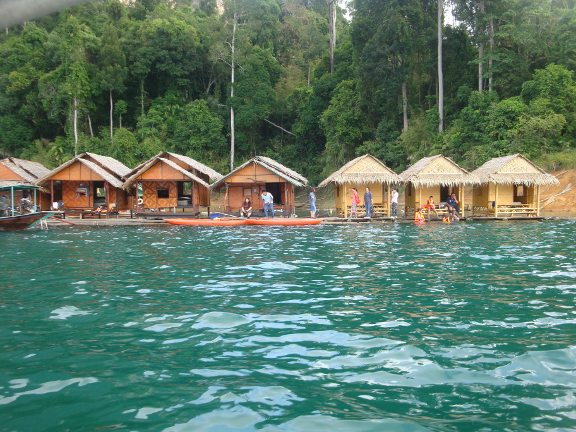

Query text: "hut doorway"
[93, 181, 106, 208]
[266, 182, 283, 205]
[440, 185, 450, 202]
[52, 181, 63, 202]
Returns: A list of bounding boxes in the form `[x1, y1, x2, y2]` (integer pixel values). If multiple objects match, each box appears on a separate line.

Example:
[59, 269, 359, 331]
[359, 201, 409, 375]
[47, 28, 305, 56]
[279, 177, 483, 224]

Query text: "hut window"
[336, 186, 340, 197]
[407, 183, 412, 197]
[243, 188, 251, 197]
[516, 185, 524, 197]
[96, 188, 106, 198]
[157, 189, 169, 198]
[183, 182, 192, 195]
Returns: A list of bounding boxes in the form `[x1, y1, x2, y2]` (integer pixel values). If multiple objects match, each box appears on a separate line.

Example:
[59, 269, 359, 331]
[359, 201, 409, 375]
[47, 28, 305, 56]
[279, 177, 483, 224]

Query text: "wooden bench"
[493, 205, 538, 216]
[58, 209, 109, 219]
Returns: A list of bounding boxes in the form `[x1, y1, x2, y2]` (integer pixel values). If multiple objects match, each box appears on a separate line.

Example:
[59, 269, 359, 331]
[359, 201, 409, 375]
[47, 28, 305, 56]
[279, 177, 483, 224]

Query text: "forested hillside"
[1, 0, 576, 184]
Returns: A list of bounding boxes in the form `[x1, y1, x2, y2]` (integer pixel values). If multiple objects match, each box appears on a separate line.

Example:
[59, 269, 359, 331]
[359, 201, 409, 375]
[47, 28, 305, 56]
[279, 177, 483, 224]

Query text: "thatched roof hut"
[0, 157, 51, 183]
[211, 156, 307, 215]
[318, 154, 401, 187]
[34, 153, 132, 211]
[122, 152, 223, 212]
[471, 153, 559, 186]
[399, 154, 479, 187]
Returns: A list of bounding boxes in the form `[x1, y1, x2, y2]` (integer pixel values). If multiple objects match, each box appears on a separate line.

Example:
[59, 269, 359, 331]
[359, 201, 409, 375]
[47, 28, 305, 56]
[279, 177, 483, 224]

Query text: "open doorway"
[265, 182, 283, 205]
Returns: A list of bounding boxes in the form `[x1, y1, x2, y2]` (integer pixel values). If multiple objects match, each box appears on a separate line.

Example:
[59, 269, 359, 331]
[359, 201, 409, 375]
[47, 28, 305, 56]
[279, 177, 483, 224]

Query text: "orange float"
[246, 218, 323, 226]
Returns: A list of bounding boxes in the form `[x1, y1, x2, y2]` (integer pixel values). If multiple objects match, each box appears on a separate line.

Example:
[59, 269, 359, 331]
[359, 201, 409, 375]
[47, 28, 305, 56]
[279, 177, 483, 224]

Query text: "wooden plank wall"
[142, 181, 177, 208]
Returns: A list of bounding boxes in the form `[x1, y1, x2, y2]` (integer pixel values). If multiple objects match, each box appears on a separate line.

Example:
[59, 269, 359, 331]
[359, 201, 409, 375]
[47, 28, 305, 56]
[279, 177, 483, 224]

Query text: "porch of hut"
[35, 153, 131, 216]
[471, 154, 559, 217]
[210, 156, 307, 216]
[399, 155, 479, 218]
[122, 152, 222, 215]
[0, 157, 52, 210]
[318, 154, 401, 217]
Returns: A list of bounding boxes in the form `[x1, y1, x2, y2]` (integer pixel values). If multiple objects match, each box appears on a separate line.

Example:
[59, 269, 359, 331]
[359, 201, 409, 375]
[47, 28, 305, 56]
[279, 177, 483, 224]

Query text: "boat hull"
[246, 218, 323, 226]
[0, 212, 53, 231]
[164, 218, 247, 226]
[164, 218, 323, 227]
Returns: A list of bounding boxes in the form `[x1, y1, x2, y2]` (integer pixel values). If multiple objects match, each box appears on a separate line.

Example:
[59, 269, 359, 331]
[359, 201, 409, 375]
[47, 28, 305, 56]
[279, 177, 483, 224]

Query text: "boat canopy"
[0, 184, 43, 192]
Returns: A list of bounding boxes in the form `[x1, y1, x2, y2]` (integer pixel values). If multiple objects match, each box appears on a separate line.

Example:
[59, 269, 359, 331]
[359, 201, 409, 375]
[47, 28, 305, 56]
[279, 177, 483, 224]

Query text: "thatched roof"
[399, 154, 480, 187]
[85, 152, 131, 178]
[318, 154, 401, 187]
[35, 153, 127, 188]
[471, 153, 559, 186]
[122, 155, 211, 190]
[211, 156, 308, 189]
[1, 158, 51, 180]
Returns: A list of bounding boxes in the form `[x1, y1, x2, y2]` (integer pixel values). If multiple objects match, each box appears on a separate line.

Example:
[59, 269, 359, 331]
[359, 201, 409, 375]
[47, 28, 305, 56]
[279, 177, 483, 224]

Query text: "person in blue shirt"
[446, 192, 460, 221]
[261, 190, 274, 218]
[309, 187, 316, 218]
[363, 187, 373, 218]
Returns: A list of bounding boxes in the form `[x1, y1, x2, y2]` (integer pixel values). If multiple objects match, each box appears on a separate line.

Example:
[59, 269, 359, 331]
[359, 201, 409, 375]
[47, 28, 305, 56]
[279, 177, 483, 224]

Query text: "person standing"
[363, 187, 373, 218]
[390, 188, 399, 218]
[347, 188, 360, 218]
[261, 190, 274, 218]
[0, 195, 9, 217]
[309, 187, 317, 218]
[18, 191, 33, 214]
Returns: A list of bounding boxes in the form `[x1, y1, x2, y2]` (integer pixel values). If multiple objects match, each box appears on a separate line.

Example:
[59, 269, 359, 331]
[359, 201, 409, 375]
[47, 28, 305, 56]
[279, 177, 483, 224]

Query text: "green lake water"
[1, 221, 576, 431]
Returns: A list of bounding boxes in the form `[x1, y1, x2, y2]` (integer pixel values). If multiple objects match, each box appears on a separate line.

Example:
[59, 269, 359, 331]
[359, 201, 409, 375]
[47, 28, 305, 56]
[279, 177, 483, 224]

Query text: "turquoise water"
[1, 221, 576, 431]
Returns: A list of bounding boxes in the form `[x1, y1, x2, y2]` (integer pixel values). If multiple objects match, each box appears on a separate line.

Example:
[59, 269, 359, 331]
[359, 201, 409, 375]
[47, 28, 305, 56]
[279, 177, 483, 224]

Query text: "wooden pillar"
[418, 186, 422, 213]
[344, 183, 347, 217]
[459, 185, 464, 217]
[50, 180, 54, 209]
[494, 183, 499, 218]
[536, 185, 540, 217]
[387, 184, 391, 217]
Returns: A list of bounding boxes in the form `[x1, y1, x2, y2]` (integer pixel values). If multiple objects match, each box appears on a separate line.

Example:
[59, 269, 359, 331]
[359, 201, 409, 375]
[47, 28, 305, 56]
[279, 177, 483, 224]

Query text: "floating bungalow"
[35, 153, 131, 212]
[318, 154, 401, 217]
[399, 154, 479, 217]
[210, 156, 307, 215]
[0, 157, 51, 210]
[122, 152, 222, 213]
[471, 154, 559, 217]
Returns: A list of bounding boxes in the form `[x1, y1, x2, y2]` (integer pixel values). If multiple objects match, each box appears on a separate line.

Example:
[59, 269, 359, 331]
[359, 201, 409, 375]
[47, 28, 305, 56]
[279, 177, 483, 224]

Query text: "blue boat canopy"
[0, 184, 43, 192]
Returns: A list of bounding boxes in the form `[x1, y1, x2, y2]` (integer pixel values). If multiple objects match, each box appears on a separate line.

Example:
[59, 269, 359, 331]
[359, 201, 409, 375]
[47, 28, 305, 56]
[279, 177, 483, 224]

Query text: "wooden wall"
[142, 181, 177, 208]
[62, 180, 92, 209]
[473, 184, 537, 209]
[226, 182, 294, 213]
[51, 161, 104, 182]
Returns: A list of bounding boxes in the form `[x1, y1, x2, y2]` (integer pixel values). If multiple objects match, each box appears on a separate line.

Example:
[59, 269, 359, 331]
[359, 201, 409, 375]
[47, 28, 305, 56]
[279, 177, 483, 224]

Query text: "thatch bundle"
[399, 155, 480, 188]
[318, 154, 400, 187]
[472, 154, 559, 186]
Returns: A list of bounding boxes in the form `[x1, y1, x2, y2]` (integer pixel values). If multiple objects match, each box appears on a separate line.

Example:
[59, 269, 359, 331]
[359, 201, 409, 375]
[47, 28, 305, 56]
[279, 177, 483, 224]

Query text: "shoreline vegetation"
[2, 0, 576, 187]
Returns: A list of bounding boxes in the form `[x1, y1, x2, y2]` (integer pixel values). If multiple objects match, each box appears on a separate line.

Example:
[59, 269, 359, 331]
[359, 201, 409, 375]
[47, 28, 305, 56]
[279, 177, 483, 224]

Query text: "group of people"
[240, 190, 276, 218]
[415, 192, 461, 223]
[346, 187, 399, 219]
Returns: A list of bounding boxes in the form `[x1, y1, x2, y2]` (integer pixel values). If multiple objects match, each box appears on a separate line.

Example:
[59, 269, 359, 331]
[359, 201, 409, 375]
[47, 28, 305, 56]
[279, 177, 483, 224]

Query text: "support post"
[387, 184, 391, 217]
[536, 185, 540, 217]
[51, 180, 54, 210]
[10, 186, 14, 216]
[344, 183, 347, 218]
[34, 189, 37, 211]
[494, 184, 499, 218]
[459, 185, 464, 218]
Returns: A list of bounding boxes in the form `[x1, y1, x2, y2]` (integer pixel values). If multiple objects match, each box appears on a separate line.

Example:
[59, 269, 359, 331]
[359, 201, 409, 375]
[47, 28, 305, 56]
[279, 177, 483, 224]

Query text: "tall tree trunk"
[87, 114, 93, 138]
[141, 79, 144, 119]
[308, 60, 311, 87]
[489, 17, 494, 92]
[327, 0, 336, 74]
[418, 53, 422, 105]
[230, 14, 237, 171]
[478, 0, 485, 93]
[438, 0, 444, 133]
[110, 89, 114, 146]
[5, 27, 7, 35]
[73, 95, 78, 156]
[402, 81, 408, 131]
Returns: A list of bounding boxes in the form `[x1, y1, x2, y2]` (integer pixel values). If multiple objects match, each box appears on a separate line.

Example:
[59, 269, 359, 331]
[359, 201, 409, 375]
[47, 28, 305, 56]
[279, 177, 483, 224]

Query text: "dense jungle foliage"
[2, 0, 576, 183]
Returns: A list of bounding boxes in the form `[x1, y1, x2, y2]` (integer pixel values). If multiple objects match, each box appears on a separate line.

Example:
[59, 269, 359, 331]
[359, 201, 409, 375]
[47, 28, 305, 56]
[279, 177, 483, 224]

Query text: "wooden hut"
[399, 154, 479, 217]
[35, 153, 131, 212]
[318, 154, 401, 217]
[210, 156, 307, 215]
[122, 152, 222, 213]
[0, 158, 51, 210]
[471, 154, 559, 217]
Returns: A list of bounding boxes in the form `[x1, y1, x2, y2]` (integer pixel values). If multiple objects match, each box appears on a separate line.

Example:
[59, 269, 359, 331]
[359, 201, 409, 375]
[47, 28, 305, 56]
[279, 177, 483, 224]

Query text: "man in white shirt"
[391, 188, 399, 217]
[261, 190, 274, 218]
